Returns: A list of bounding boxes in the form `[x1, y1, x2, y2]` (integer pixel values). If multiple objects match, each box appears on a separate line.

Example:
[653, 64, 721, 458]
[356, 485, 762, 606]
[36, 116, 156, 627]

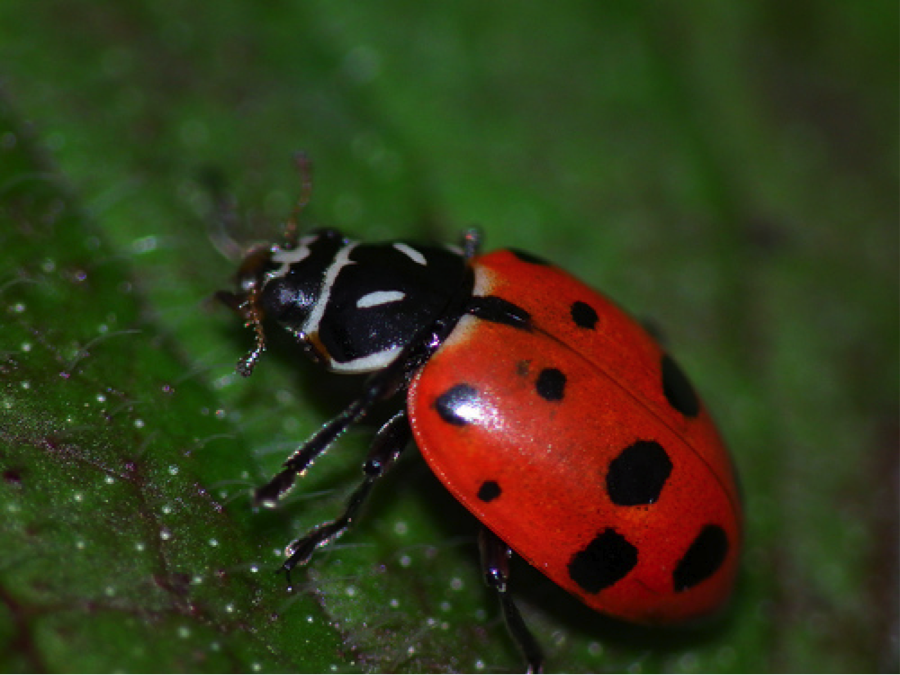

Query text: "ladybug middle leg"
[479, 529, 545, 673]
[279, 409, 412, 580]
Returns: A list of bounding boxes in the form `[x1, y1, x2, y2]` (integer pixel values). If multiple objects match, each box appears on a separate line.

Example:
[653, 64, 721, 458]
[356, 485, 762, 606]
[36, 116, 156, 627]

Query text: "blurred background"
[0, 2, 896, 672]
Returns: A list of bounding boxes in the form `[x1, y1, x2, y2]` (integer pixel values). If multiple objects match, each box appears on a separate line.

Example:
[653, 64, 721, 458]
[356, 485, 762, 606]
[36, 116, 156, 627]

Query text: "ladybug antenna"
[201, 166, 246, 264]
[284, 151, 313, 249]
[236, 285, 268, 377]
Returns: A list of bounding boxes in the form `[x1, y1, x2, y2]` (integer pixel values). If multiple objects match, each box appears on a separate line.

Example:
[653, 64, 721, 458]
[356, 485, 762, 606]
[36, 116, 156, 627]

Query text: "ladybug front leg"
[253, 393, 374, 507]
[253, 342, 423, 507]
[479, 528, 545, 674]
[280, 409, 412, 581]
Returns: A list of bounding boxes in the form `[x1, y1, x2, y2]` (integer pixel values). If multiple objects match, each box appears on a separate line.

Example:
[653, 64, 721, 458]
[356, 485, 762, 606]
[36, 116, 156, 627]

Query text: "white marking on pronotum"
[393, 242, 427, 266]
[329, 345, 403, 374]
[266, 234, 319, 280]
[302, 242, 358, 338]
[356, 290, 406, 309]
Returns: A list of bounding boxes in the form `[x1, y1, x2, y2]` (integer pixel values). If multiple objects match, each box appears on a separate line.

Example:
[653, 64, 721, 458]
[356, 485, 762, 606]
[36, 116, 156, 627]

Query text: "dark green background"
[0, 3, 896, 672]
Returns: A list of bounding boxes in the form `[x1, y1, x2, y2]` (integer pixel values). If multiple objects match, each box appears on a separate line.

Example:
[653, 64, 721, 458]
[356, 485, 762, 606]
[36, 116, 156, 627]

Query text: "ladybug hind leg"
[479, 529, 545, 674]
[280, 409, 412, 581]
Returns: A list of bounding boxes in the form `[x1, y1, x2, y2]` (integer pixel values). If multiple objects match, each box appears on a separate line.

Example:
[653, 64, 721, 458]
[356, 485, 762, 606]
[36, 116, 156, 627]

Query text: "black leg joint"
[478, 529, 545, 673]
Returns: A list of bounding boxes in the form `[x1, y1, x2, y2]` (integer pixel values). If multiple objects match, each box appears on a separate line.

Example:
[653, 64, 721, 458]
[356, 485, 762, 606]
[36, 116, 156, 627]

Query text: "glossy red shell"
[407, 250, 741, 623]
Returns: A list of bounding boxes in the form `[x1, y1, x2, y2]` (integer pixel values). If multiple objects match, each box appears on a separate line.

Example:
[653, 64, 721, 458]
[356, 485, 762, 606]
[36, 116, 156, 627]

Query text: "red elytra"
[408, 249, 741, 623]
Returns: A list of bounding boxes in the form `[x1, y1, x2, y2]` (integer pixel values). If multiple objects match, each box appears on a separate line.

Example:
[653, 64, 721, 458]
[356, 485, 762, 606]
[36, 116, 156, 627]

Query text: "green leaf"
[0, 97, 345, 672]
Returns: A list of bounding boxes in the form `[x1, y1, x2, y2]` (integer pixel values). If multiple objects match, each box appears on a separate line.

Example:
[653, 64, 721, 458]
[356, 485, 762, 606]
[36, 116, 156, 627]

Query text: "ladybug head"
[218, 228, 348, 376]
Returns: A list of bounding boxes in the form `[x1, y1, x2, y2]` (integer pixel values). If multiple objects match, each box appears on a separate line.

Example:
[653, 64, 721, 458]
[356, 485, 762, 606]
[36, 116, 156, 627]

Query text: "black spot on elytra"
[606, 440, 673, 506]
[3, 468, 22, 485]
[662, 354, 700, 418]
[571, 301, 599, 330]
[536, 368, 566, 401]
[477, 480, 501, 502]
[509, 249, 551, 266]
[568, 528, 638, 594]
[673, 524, 729, 592]
[434, 384, 480, 426]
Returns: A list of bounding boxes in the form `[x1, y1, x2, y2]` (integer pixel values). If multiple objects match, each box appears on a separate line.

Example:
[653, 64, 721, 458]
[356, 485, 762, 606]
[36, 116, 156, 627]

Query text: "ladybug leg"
[254, 345, 423, 507]
[479, 529, 544, 674]
[461, 228, 482, 259]
[254, 394, 373, 507]
[282, 151, 313, 248]
[279, 409, 412, 581]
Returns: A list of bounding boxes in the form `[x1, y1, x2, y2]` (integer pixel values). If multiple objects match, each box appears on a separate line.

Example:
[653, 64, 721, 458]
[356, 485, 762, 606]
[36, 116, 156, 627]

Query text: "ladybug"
[219, 174, 741, 672]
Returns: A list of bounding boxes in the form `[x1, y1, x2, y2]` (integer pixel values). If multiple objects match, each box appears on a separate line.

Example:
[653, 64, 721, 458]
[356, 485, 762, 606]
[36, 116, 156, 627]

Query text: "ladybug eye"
[260, 277, 318, 323]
